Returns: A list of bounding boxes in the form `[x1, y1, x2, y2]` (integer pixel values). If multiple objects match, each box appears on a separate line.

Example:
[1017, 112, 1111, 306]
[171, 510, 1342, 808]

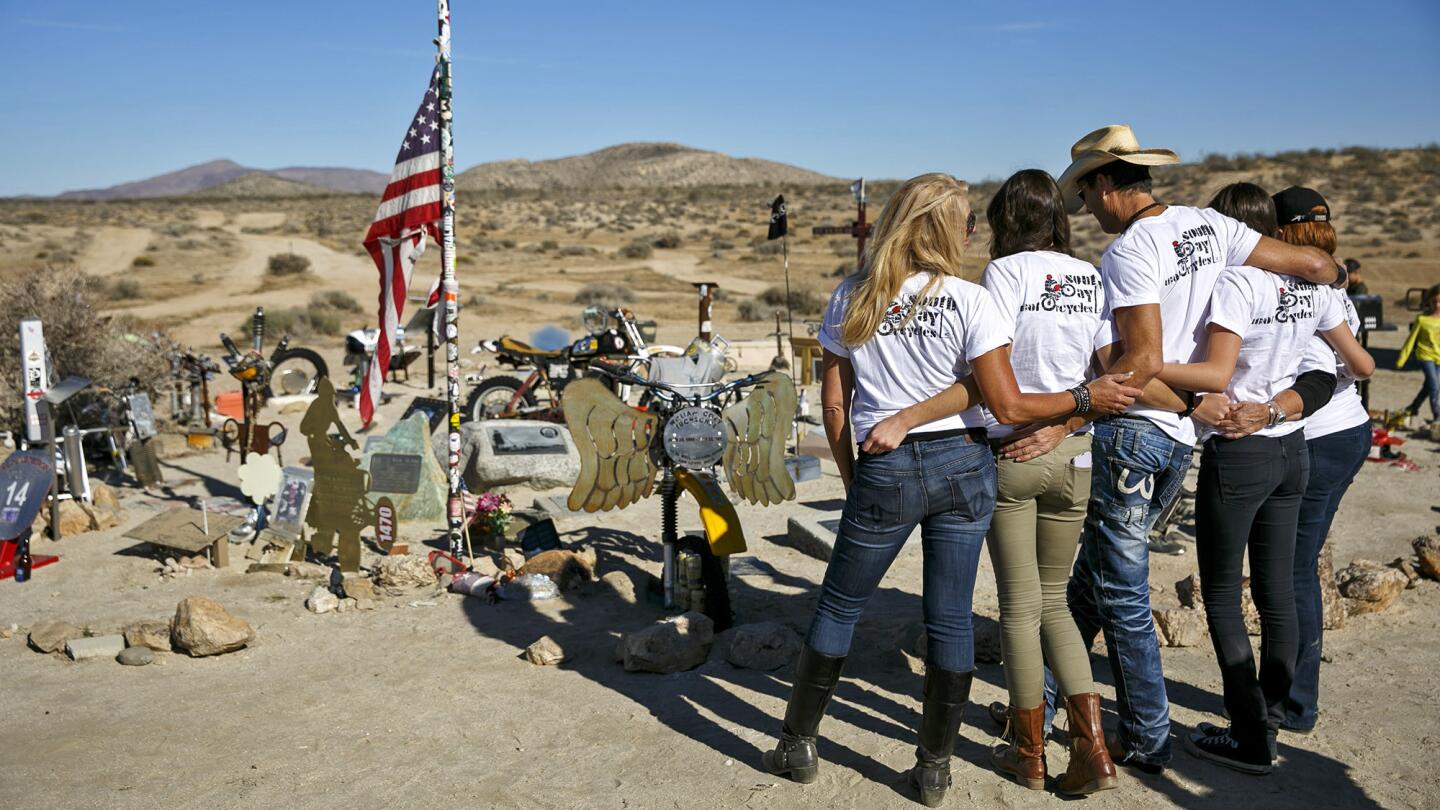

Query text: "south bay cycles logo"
[878, 293, 957, 338]
[1020, 273, 1101, 315]
[1165, 224, 1220, 287]
[1252, 280, 1319, 325]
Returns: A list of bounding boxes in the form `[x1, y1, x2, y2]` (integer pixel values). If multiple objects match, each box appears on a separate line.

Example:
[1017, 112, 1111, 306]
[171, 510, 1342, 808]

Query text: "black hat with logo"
[1272, 186, 1330, 224]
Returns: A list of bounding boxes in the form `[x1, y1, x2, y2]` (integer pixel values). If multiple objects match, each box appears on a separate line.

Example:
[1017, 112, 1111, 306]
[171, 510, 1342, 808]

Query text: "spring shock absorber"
[251, 307, 265, 353]
[659, 466, 678, 609]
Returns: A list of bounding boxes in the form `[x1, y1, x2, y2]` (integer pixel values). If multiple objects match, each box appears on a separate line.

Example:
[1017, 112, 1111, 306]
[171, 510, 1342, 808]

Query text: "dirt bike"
[465, 306, 684, 422]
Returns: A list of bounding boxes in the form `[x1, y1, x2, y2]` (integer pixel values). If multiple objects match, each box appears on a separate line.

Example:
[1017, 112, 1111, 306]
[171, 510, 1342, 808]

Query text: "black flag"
[767, 194, 788, 240]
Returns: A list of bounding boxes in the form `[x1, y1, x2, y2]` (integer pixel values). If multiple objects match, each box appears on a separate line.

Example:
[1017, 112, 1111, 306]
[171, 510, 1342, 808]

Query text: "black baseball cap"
[1272, 186, 1330, 224]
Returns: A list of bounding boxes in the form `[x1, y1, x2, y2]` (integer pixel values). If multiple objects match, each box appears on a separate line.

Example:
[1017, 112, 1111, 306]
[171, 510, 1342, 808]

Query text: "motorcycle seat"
[498, 335, 564, 360]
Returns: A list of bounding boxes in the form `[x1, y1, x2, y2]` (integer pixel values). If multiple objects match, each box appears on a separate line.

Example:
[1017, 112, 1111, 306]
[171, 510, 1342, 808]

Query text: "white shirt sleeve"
[963, 285, 1013, 364]
[1207, 269, 1254, 339]
[980, 260, 1021, 339]
[1101, 238, 1162, 310]
[1214, 211, 1264, 267]
[816, 280, 851, 358]
[1315, 286, 1346, 332]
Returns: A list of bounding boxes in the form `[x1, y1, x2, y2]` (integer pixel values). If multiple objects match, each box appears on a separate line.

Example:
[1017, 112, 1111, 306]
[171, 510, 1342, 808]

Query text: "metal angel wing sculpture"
[563, 378, 659, 513]
[721, 372, 796, 506]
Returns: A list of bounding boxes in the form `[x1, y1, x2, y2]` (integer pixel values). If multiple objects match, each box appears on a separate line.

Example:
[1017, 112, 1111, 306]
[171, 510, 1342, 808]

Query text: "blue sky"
[1, 0, 1437, 196]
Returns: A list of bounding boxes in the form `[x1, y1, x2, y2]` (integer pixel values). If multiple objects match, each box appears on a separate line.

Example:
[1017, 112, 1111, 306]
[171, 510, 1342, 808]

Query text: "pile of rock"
[35, 483, 123, 536]
[159, 554, 214, 579]
[24, 597, 254, 666]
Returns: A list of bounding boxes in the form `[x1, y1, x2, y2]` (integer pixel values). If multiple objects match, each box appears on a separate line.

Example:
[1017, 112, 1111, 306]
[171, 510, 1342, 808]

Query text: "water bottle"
[15, 533, 33, 583]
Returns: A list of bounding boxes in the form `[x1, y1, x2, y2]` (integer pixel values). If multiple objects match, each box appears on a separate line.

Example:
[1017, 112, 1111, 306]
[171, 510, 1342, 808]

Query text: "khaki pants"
[986, 433, 1095, 707]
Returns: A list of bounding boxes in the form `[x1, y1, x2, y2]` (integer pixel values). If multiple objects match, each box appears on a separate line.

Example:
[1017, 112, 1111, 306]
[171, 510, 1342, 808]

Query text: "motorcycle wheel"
[466, 376, 536, 421]
[268, 347, 329, 397]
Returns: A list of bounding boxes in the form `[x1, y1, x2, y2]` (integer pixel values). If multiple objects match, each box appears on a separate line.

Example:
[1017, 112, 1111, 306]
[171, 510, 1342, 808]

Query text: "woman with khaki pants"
[977, 170, 1118, 795]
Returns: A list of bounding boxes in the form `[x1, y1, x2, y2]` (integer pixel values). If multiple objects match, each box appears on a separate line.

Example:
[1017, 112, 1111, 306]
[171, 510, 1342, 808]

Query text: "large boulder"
[458, 420, 580, 491]
[1336, 560, 1408, 615]
[1176, 573, 1260, 635]
[171, 597, 254, 657]
[726, 622, 802, 671]
[525, 635, 567, 666]
[1318, 544, 1347, 631]
[1413, 534, 1440, 581]
[28, 618, 84, 654]
[620, 612, 714, 674]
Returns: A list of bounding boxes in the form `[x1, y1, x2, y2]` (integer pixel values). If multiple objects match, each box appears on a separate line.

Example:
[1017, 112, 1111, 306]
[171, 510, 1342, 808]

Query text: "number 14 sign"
[0, 450, 60, 579]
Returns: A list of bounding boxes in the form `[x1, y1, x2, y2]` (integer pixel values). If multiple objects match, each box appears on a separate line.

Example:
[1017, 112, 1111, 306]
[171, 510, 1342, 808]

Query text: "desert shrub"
[739, 298, 780, 322]
[266, 252, 311, 277]
[131, 255, 155, 268]
[652, 231, 683, 249]
[310, 290, 362, 313]
[752, 240, 784, 256]
[759, 285, 823, 315]
[710, 238, 735, 251]
[109, 279, 144, 300]
[558, 245, 592, 257]
[0, 270, 169, 429]
[618, 240, 653, 259]
[540, 239, 559, 251]
[573, 282, 635, 308]
[241, 303, 342, 339]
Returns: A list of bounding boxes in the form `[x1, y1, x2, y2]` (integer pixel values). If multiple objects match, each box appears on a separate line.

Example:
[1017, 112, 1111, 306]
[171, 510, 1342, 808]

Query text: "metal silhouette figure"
[300, 377, 372, 572]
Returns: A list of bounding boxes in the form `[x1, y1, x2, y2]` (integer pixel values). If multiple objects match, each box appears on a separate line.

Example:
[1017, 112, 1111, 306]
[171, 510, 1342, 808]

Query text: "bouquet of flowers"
[473, 491, 513, 538]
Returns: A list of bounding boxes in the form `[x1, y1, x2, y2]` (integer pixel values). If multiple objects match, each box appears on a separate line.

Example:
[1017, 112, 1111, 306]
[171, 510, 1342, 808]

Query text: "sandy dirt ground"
[1, 322, 1438, 810]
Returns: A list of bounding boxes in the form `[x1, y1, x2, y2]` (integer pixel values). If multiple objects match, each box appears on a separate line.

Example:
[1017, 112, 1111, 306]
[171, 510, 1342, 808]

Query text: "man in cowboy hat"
[1046, 125, 1346, 774]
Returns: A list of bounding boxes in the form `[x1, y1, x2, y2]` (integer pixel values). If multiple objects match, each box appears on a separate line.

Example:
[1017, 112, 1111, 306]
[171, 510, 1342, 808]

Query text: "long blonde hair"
[839, 173, 972, 347]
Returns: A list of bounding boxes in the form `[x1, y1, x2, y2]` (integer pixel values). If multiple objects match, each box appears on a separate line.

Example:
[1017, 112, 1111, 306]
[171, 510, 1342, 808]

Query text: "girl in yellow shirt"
[1399, 290, 1440, 420]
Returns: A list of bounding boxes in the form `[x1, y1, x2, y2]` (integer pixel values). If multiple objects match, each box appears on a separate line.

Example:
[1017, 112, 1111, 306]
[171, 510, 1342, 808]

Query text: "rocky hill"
[58, 160, 388, 199]
[456, 142, 836, 191]
[187, 173, 339, 199]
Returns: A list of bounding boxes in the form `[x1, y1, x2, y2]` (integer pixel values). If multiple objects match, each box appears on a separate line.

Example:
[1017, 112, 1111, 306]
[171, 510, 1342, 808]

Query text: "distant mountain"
[187, 174, 339, 199]
[456, 142, 837, 191]
[57, 160, 388, 199]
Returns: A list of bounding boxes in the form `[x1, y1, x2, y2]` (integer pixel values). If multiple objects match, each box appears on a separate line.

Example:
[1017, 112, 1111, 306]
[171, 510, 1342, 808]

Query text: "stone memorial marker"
[362, 413, 447, 523]
[460, 420, 580, 490]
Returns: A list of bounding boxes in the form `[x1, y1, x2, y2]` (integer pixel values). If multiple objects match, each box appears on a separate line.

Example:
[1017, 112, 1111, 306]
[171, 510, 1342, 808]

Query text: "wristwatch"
[1178, 390, 1199, 419]
[1266, 399, 1288, 428]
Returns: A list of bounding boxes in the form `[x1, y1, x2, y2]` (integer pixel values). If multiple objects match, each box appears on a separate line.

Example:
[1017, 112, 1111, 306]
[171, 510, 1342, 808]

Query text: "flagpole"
[782, 232, 794, 370]
[435, 0, 463, 558]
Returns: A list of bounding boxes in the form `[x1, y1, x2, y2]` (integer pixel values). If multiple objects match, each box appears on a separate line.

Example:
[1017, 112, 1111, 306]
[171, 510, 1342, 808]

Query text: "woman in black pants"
[1154, 183, 1373, 774]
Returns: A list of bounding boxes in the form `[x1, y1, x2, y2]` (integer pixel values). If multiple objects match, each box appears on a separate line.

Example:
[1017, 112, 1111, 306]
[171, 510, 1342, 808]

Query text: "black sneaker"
[1197, 721, 1278, 762]
[1187, 725, 1272, 775]
[1147, 534, 1187, 555]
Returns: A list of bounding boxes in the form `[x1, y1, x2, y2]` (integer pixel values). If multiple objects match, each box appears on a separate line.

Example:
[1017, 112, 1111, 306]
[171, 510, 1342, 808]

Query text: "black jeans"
[1195, 430, 1309, 747]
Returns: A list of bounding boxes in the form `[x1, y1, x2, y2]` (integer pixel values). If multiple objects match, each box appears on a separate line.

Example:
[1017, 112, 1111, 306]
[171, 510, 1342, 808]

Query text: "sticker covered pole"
[435, 0, 463, 557]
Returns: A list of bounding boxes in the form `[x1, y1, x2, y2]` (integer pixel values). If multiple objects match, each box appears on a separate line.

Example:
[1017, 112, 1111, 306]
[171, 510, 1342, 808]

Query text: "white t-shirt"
[1299, 288, 1370, 440]
[1101, 205, 1262, 445]
[817, 272, 1011, 442]
[1203, 266, 1346, 441]
[979, 251, 1115, 439]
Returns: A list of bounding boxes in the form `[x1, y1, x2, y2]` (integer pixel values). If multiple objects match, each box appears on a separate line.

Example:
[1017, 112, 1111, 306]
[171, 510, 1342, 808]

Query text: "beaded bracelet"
[1069, 384, 1092, 415]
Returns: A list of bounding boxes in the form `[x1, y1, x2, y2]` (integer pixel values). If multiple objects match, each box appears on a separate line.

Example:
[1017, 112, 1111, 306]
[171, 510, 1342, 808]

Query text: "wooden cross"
[812, 179, 872, 273]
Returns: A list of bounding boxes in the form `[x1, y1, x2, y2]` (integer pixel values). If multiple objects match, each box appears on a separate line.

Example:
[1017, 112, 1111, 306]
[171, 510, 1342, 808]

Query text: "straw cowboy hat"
[1057, 124, 1179, 214]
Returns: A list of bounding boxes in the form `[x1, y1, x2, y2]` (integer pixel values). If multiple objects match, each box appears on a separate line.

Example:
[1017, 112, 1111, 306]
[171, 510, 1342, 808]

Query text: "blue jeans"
[806, 434, 996, 672]
[1284, 421, 1370, 730]
[1407, 360, 1439, 419]
[1064, 416, 1191, 766]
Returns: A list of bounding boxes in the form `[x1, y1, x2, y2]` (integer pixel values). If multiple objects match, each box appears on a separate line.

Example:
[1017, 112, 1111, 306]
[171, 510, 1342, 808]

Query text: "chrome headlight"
[582, 305, 608, 335]
[663, 406, 727, 469]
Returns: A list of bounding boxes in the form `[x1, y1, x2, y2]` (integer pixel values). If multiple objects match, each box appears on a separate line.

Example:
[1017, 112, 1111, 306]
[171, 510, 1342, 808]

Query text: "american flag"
[360, 68, 444, 427]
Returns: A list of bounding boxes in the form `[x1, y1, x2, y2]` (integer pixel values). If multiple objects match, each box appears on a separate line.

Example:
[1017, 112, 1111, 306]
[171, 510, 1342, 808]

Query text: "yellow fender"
[674, 468, 746, 556]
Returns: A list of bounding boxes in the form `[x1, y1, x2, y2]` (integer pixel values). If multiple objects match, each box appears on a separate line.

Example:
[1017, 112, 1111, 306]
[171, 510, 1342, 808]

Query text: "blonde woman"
[761, 173, 1139, 807]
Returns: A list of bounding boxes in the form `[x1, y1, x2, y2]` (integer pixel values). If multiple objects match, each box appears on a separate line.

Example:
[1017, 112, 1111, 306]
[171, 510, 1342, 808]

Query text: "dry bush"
[573, 282, 635, 308]
[131, 255, 155, 267]
[266, 252, 311, 277]
[651, 231, 683, 249]
[0, 269, 169, 429]
[618, 240, 653, 259]
[109, 279, 144, 300]
[759, 285, 823, 315]
[311, 290, 362, 313]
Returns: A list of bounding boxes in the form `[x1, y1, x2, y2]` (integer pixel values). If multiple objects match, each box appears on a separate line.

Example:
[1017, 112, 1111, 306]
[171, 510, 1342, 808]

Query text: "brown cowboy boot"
[990, 703, 1047, 790]
[1056, 693, 1119, 795]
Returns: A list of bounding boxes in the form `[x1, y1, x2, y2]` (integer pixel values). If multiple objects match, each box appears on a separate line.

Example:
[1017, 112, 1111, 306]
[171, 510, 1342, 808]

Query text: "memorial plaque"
[518, 517, 561, 558]
[128, 393, 157, 440]
[491, 423, 568, 456]
[0, 450, 54, 541]
[270, 467, 314, 540]
[401, 396, 449, 434]
[369, 453, 422, 494]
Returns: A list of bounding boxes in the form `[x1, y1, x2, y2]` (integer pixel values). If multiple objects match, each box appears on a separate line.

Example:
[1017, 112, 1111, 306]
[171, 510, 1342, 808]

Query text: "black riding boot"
[762, 646, 846, 784]
[910, 665, 974, 807]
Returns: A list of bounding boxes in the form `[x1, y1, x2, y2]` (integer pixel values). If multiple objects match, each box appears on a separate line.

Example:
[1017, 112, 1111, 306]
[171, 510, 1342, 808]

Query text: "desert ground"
[1, 148, 1439, 809]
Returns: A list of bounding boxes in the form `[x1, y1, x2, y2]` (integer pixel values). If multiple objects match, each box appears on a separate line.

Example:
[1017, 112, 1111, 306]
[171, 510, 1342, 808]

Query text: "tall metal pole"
[782, 233, 794, 369]
[436, 0, 463, 557]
